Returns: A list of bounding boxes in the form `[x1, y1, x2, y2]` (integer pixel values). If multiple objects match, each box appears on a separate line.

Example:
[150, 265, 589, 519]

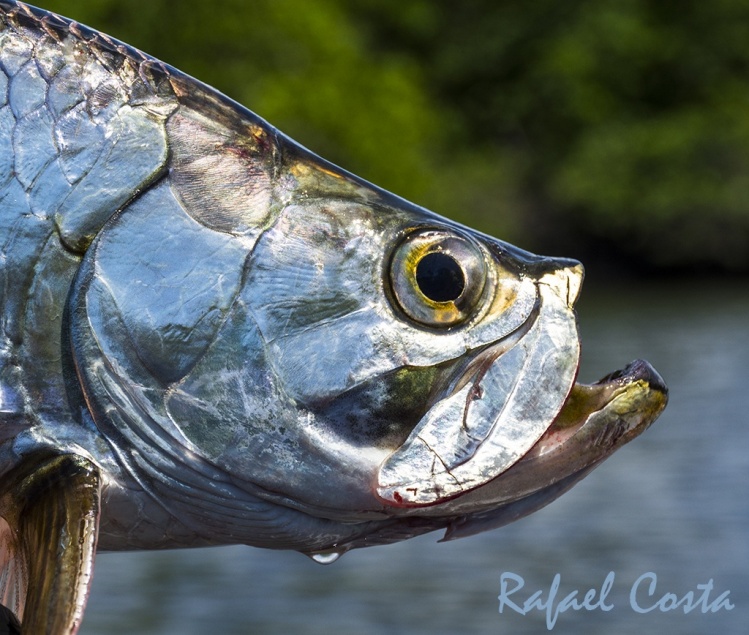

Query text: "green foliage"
[356, 0, 749, 271]
[40, 0, 749, 272]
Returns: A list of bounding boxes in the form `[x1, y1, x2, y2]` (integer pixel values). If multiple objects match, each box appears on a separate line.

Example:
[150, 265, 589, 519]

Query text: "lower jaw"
[412, 359, 668, 517]
[531, 358, 668, 459]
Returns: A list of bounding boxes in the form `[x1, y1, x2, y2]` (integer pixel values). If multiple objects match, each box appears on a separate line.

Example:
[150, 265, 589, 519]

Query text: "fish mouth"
[527, 359, 668, 464]
[374, 255, 667, 514]
[449, 358, 668, 512]
[377, 356, 667, 513]
[427, 359, 668, 539]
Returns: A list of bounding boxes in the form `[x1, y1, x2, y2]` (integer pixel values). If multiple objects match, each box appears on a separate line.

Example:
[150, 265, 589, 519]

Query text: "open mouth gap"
[528, 359, 668, 459]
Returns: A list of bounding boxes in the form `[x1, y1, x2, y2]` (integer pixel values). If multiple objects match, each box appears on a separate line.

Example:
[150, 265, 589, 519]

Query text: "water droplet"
[308, 548, 346, 565]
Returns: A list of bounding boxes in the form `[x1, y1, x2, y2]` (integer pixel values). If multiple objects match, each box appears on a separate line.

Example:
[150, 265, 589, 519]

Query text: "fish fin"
[0, 454, 101, 634]
[0, 514, 25, 630]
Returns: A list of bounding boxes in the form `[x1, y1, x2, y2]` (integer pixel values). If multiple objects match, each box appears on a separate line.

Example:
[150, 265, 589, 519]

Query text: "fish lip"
[595, 358, 667, 394]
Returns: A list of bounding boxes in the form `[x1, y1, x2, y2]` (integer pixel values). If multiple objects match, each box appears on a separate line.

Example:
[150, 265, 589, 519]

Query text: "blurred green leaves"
[40, 0, 749, 272]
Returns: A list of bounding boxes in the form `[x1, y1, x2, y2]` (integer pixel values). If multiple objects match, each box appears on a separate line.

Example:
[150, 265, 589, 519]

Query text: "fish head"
[239, 166, 584, 508]
[70, 100, 666, 543]
[229, 147, 666, 519]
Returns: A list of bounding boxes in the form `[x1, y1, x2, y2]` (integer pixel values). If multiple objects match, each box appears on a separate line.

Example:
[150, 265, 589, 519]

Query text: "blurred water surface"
[80, 280, 748, 635]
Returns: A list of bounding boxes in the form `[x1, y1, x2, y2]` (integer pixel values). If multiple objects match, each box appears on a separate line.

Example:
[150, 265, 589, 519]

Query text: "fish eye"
[415, 252, 465, 302]
[389, 229, 487, 328]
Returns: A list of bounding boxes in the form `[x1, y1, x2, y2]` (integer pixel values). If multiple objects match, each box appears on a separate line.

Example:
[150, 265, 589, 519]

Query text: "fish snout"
[483, 239, 584, 308]
[536, 260, 585, 308]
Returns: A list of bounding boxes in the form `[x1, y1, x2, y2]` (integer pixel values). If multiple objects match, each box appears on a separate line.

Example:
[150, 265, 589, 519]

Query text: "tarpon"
[0, 2, 667, 633]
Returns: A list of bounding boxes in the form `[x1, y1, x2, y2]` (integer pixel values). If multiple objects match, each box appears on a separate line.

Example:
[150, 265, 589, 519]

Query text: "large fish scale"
[0, 4, 171, 427]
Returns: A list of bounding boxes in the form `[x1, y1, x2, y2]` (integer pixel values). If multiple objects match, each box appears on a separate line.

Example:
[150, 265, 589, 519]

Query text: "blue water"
[80, 281, 748, 635]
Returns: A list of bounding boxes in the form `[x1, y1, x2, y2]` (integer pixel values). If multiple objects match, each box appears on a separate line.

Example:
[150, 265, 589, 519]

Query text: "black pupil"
[415, 252, 465, 302]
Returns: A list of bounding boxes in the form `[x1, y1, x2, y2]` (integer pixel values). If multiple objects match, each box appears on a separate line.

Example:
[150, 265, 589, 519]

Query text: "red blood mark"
[393, 491, 403, 504]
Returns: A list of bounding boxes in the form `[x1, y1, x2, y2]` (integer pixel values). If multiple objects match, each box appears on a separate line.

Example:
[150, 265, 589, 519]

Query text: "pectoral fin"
[0, 454, 101, 634]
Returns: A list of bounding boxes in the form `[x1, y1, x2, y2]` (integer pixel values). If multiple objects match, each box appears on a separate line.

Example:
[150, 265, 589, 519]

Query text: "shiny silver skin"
[0, 0, 667, 568]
